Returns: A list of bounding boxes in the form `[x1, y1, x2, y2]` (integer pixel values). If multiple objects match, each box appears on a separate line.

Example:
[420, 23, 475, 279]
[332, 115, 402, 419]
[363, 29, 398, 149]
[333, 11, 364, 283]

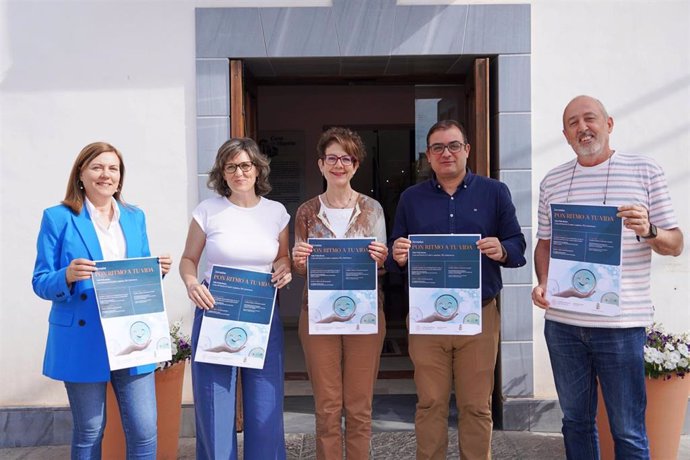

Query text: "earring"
[79, 181, 84, 190]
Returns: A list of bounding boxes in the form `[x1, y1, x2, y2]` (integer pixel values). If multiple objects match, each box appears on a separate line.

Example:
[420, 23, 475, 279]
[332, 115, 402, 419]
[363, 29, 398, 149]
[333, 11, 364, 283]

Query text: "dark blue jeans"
[191, 307, 286, 460]
[544, 320, 649, 460]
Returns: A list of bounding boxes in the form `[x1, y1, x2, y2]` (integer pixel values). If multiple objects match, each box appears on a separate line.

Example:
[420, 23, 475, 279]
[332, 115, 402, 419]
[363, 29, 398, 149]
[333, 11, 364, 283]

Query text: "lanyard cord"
[566, 152, 614, 204]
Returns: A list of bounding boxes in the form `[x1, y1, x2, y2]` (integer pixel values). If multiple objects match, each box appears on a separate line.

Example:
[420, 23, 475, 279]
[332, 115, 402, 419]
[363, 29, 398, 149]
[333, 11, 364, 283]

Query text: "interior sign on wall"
[258, 131, 306, 217]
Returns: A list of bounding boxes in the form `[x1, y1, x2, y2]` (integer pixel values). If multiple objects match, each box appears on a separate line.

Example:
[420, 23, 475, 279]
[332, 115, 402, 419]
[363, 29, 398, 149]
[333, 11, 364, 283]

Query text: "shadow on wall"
[532, 75, 690, 192]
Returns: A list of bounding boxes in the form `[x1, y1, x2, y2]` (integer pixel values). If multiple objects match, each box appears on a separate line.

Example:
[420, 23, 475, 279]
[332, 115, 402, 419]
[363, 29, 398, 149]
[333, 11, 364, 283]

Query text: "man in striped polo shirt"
[532, 95, 684, 459]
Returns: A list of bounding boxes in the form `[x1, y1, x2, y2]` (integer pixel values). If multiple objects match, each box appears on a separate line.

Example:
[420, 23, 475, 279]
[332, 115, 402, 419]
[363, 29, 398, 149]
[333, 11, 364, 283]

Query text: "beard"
[572, 131, 605, 158]
[574, 140, 602, 158]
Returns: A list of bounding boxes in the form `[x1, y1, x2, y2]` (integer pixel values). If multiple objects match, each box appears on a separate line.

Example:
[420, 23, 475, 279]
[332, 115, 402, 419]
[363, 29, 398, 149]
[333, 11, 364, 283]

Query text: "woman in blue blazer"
[32, 142, 172, 460]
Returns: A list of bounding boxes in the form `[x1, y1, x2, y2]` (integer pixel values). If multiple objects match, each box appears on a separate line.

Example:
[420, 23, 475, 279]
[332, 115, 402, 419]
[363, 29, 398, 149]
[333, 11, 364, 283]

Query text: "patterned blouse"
[293, 194, 387, 312]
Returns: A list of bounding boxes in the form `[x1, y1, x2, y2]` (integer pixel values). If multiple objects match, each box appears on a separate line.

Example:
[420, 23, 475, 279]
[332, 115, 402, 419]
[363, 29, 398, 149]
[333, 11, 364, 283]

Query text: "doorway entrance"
[224, 57, 493, 389]
[231, 57, 490, 325]
[195, 1, 533, 427]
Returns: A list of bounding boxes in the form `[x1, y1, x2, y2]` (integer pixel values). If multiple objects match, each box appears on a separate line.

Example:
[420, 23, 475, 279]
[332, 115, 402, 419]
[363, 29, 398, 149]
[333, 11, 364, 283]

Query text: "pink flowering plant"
[157, 320, 192, 371]
[643, 323, 690, 380]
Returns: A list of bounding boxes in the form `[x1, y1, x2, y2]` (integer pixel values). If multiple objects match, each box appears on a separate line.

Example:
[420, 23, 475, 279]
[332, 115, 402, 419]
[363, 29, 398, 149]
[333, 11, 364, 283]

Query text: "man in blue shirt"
[387, 120, 526, 460]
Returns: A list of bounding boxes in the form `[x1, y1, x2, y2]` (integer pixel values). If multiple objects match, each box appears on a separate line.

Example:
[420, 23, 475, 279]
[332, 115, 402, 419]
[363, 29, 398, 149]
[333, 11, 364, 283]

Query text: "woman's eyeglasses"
[428, 141, 466, 155]
[223, 161, 254, 174]
[323, 154, 355, 166]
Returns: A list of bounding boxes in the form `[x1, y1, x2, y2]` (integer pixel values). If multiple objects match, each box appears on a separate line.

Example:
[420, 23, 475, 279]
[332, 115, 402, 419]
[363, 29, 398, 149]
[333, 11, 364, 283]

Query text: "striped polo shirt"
[537, 152, 679, 328]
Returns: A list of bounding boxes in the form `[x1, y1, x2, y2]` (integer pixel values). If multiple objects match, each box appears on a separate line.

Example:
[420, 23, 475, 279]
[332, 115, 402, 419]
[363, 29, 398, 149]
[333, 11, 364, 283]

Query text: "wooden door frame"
[229, 58, 258, 432]
[230, 60, 258, 139]
[466, 57, 490, 177]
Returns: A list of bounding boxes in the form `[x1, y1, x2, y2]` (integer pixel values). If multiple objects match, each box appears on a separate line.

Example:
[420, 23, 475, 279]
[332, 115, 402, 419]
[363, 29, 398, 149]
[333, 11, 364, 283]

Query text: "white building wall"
[1, 0, 687, 408]
[530, 0, 690, 398]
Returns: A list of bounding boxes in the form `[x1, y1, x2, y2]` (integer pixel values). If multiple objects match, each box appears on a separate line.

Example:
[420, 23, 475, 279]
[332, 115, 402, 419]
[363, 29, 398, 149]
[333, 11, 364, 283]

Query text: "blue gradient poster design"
[546, 203, 622, 316]
[408, 234, 482, 335]
[92, 257, 171, 370]
[195, 266, 276, 369]
[307, 238, 377, 335]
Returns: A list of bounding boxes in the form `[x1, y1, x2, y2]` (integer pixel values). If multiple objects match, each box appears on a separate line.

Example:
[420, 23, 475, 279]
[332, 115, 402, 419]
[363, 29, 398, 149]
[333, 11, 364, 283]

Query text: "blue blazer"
[32, 202, 156, 382]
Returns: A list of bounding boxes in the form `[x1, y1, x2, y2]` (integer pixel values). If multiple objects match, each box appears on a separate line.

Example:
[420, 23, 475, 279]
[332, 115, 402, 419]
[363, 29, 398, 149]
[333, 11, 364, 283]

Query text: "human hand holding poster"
[546, 203, 622, 316]
[408, 234, 482, 335]
[194, 266, 276, 369]
[92, 257, 172, 370]
[307, 238, 378, 334]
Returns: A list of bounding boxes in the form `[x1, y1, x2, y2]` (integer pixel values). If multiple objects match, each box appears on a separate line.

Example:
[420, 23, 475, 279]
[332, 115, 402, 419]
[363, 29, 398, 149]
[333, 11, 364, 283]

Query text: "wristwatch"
[637, 223, 658, 241]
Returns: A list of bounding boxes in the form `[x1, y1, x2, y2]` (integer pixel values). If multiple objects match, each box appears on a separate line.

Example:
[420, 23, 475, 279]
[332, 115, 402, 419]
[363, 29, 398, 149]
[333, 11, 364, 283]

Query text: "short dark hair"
[317, 127, 366, 164]
[207, 138, 272, 197]
[63, 142, 126, 214]
[426, 120, 470, 146]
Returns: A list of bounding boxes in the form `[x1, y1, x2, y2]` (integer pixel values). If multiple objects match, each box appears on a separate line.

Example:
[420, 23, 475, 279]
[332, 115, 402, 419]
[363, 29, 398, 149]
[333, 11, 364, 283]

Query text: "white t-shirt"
[537, 152, 679, 328]
[319, 196, 354, 238]
[193, 196, 290, 282]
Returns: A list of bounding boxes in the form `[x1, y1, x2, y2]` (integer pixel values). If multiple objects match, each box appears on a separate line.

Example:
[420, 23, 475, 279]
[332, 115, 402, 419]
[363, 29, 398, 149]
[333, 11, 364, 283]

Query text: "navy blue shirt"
[386, 170, 526, 301]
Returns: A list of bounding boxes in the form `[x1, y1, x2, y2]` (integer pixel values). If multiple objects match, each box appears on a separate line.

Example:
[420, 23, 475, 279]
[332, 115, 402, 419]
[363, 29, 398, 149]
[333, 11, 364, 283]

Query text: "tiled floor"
[6, 326, 688, 458]
[0, 432, 561, 459]
[4, 433, 690, 459]
[3, 389, 689, 458]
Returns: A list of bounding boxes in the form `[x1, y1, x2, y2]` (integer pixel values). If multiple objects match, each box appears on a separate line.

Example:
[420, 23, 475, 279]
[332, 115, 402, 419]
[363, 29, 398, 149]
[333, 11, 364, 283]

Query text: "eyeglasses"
[428, 141, 467, 155]
[223, 161, 254, 174]
[323, 154, 355, 166]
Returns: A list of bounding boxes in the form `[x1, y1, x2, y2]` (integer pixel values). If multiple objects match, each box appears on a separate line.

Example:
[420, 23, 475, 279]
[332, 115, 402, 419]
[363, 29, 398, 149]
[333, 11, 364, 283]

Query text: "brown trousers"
[409, 300, 500, 460]
[299, 311, 386, 459]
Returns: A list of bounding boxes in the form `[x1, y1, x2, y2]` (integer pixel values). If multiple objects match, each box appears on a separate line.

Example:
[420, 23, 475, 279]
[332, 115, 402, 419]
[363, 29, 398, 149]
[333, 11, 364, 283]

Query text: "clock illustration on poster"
[360, 313, 376, 325]
[156, 336, 171, 351]
[463, 313, 480, 325]
[129, 321, 151, 345]
[224, 327, 248, 352]
[248, 347, 265, 359]
[572, 268, 596, 294]
[434, 294, 459, 318]
[600, 292, 619, 305]
[333, 295, 356, 318]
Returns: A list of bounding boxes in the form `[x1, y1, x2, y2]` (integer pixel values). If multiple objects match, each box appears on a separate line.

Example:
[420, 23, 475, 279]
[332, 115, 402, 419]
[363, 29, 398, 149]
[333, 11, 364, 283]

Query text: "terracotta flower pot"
[597, 374, 690, 460]
[102, 361, 186, 460]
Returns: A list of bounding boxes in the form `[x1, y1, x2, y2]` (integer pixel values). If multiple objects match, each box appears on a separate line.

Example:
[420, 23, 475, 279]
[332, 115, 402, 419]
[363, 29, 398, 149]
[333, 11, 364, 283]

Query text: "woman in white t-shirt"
[179, 138, 291, 460]
[292, 127, 389, 459]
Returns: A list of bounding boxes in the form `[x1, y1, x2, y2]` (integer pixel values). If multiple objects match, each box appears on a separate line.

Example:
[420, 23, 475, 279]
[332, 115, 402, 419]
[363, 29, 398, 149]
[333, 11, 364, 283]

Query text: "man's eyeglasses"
[428, 141, 467, 155]
[223, 161, 254, 174]
[323, 154, 355, 166]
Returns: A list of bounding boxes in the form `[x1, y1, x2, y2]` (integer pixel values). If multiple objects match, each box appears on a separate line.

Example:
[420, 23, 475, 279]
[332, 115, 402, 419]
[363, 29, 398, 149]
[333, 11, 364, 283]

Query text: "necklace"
[566, 151, 614, 204]
[324, 190, 355, 209]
